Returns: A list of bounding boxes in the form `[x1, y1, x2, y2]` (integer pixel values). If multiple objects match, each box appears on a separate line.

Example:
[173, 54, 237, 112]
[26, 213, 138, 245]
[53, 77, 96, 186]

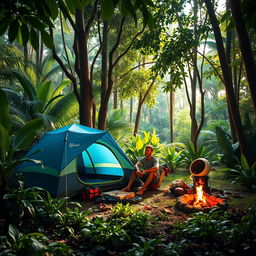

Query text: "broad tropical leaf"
[0, 125, 10, 162]
[11, 71, 36, 101]
[0, 88, 11, 133]
[12, 118, 44, 150]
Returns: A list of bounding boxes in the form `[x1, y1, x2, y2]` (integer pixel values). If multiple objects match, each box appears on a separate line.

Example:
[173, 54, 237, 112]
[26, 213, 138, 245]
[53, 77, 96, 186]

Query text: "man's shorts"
[141, 171, 160, 185]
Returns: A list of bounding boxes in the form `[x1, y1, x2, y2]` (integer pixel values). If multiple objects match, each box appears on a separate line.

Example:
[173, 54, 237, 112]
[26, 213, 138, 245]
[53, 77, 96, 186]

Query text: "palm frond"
[47, 92, 79, 128]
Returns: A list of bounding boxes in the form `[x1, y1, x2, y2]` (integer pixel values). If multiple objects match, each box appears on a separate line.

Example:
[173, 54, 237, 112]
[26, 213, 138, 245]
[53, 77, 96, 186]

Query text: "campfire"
[176, 185, 227, 213]
[175, 158, 228, 213]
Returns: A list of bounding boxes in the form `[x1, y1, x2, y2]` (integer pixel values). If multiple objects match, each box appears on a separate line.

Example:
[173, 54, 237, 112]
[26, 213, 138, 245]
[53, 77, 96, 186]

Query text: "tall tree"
[0, 0, 154, 128]
[204, 0, 251, 163]
[98, 16, 145, 130]
[134, 0, 210, 148]
[229, 0, 256, 114]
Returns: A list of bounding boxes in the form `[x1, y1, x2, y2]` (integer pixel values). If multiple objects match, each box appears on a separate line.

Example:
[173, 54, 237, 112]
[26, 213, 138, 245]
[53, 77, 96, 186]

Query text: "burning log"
[176, 185, 228, 213]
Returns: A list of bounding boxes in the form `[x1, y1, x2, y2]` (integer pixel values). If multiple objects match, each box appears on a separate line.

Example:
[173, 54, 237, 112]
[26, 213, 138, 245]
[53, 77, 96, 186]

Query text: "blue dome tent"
[17, 124, 138, 197]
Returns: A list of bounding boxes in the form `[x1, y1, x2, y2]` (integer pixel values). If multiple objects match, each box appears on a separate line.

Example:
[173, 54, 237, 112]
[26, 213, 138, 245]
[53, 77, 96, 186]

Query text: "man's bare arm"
[143, 163, 159, 174]
[135, 161, 142, 172]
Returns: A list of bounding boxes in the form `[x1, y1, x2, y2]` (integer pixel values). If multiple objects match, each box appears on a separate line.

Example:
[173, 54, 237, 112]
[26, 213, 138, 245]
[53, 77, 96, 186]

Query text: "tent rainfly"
[17, 124, 139, 197]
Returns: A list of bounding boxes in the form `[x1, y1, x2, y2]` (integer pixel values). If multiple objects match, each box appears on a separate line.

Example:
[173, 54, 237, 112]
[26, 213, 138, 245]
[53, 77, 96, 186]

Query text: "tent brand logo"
[69, 143, 80, 148]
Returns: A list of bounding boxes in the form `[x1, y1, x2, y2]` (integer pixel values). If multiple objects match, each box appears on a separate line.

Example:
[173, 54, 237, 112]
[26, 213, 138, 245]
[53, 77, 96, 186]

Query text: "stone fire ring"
[175, 194, 228, 213]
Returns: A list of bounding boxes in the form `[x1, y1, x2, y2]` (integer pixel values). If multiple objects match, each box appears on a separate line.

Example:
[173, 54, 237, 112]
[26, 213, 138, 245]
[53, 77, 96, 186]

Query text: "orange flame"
[194, 185, 207, 207]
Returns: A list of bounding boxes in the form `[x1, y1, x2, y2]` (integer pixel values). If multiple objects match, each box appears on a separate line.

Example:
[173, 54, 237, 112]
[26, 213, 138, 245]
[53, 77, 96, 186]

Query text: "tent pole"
[64, 132, 69, 205]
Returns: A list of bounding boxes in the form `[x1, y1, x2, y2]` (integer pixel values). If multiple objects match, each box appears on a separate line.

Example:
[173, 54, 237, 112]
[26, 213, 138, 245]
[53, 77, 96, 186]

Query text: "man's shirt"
[138, 156, 159, 171]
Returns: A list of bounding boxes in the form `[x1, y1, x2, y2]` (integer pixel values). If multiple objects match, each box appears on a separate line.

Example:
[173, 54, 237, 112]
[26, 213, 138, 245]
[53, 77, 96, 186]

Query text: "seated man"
[121, 145, 160, 195]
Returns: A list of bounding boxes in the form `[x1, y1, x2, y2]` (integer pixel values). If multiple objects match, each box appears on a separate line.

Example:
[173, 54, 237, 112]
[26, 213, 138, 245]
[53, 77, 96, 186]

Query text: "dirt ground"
[77, 173, 256, 225]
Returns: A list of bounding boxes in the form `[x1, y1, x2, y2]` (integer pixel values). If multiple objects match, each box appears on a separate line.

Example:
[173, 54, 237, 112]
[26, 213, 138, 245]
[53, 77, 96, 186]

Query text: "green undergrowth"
[1, 183, 256, 255]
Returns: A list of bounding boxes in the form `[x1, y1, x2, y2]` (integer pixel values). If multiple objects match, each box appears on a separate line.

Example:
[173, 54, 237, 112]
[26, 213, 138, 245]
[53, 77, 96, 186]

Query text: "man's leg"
[121, 170, 137, 192]
[135, 172, 155, 195]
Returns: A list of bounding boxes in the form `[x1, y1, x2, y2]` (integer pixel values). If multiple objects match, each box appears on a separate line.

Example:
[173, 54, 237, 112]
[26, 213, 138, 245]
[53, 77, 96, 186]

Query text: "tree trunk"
[39, 36, 43, 67]
[134, 95, 143, 136]
[92, 101, 96, 128]
[190, 64, 198, 147]
[113, 89, 118, 109]
[130, 98, 133, 123]
[190, 0, 199, 150]
[169, 74, 175, 143]
[133, 76, 157, 135]
[75, 10, 93, 127]
[98, 18, 126, 130]
[120, 98, 123, 109]
[98, 21, 108, 130]
[204, 0, 252, 163]
[193, 65, 206, 149]
[225, 1, 237, 143]
[230, 0, 256, 114]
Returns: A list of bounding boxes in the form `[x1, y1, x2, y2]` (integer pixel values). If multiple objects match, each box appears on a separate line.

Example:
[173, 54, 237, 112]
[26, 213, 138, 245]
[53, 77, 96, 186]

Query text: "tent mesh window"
[77, 143, 124, 184]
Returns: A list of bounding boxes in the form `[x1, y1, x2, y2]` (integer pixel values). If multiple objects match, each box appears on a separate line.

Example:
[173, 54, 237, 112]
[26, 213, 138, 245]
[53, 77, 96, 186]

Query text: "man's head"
[145, 145, 154, 158]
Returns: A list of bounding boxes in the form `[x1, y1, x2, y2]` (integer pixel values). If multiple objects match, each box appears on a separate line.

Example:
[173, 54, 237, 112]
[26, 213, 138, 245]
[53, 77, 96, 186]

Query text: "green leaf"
[45, 0, 59, 20]
[41, 30, 54, 49]
[8, 224, 20, 243]
[17, 26, 23, 45]
[22, 200, 35, 216]
[120, 1, 129, 17]
[0, 17, 12, 36]
[0, 125, 10, 162]
[251, 161, 256, 171]
[37, 81, 54, 112]
[139, 3, 154, 29]
[82, 0, 92, 6]
[47, 92, 79, 127]
[123, 0, 137, 23]
[30, 28, 39, 50]
[73, 0, 84, 10]
[101, 0, 114, 20]
[26, 16, 45, 30]
[0, 88, 11, 133]
[37, 81, 54, 102]
[53, 79, 71, 97]
[28, 232, 46, 237]
[141, 0, 154, 7]
[62, 17, 70, 34]
[21, 24, 30, 45]
[241, 154, 249, 170]
[11, 71, 37, 101]
[12, 118, 44, 150]
[8, 19, 19, 43]
[65, 0, 76, 14]
[43, 95, 63, 113]
[215, 126, 233, 156]
[31, 238, 47, 252]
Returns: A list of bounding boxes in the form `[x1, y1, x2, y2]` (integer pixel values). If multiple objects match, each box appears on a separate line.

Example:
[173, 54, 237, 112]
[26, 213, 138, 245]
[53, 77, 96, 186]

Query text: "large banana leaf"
[0, 88, 11, 133]
[215, 126, 233, 156]
[47, 92, 79, 128]
[0, 125, 10, 162]
[52, 79, 71, 98]
[12, 118, 44, 150]
[37, 80, 54, 102]
[11, 71, 36, 101]
[37, 80, 54, 112]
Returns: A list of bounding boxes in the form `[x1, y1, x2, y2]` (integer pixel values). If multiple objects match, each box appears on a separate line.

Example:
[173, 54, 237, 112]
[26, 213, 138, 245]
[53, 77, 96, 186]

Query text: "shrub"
[0, 224, 71, 256]
[180, 142, 215, 168]
[226, 155, 256, 192]
[161, 147, 184, 172]
[123, 130, 162, 164]
[3, 186, 44, 226]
